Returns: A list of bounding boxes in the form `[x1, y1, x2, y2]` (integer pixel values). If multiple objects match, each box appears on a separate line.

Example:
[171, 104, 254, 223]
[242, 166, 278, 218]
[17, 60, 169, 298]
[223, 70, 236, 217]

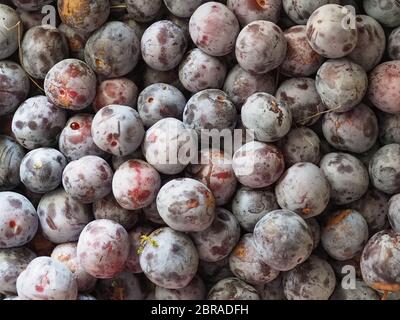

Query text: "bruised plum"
[139, 227, 199, 289]
[0, 192, 38, 249]
[112, 159, 161, 210]
[77, 219, 130, 279]
[59, 114, 107, 162]
[253, 210, 313, 271]
[44, 59, 97, 111]
[0, 61, 30, 116]
[320, 152, 369, 204]
[62, 156, 113, 204]
[227, 0, 281, 26]
[231, 186, 279, 232]
[16, 257, 77, 300]
[229, 233, 280, 286]
[156, 178, 215, 232]
[275, 162, 331, 219]
[51, 243, 97, 292]
[21, 25, 69, 80]
[12, 96, 67, 150]
[361, 230, 400, 293]
[232, 141, 285, 189]
[190, 208, 240, 262]
[85, 21, 140, 78]
[283, 255, 336, 300]
[321, 209, 369, 261]
[186, 149, 237, 206]
[91, 105, 145, 157]
[37, 188, 92, 244]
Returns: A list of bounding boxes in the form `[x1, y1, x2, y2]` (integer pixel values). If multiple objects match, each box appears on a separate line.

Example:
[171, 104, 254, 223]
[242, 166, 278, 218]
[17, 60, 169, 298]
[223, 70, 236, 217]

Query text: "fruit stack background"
[0, 0, 400, 300]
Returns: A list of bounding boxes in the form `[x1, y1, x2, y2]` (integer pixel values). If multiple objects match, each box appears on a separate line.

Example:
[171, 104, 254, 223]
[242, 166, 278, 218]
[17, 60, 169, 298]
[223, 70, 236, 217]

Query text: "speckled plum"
[232, 141, 285, 189]
[253, 210, 313, 271]
[363, 0, 400, 28]
[276, 77, 324, 126]
[186, 149, 237, 206]
[112, 159, 161, 210]
[306, 4, 358, 58]
[62, 155, 113, 204]
[12, 96, 67, 150]
[179, 49, 227, 93]
[0, 247, 36, 295]
[320, 153, 369, 204]
[92, 105, 145, 157]
[20, 148, 67, 194]
[95, 271, 147, 300]
[0, 136, 25, 191]
[125, 224, 154, 273]
[37, 188, 92, 243]
[190, 208, 240, 262]
[93, 194, 139, 230]
[360, 230, 400, 292]
[183, 89, 237, 135]
[51, 243, 97, 292]
[164, 0, 204, 17]
[111, 149, 144, 171]
[21, 25, 69, 80]
[58, 0, 110, 33]
[283, 0, 340, 24]
[223, 65, 275, 110]
[0, 5, 20, 60]
[276, 163, 330, 219]
[0, 61, 30, 116]
[322, 103, 378, 153]
[207, 277, 260, 300]
[142, 118, 198, 175]
[369, 144, 400, 194]
[229, 233, 279, 286]
[367, 61, 400, 114]
[388, 194, 400, 233]
[388, 27, 400, 60]
[139, 227, 199, 289]
[59, 114, 107, 162]
[126, 0, 163, 22]
[316, 59, 368, 113]
[0, 192, 38, 248]
[85, 21, 140, 78]
[227, 0, 281, 26]
[189, 2, 239, 56]
[241, 93, 292, 142]
[235, 20, 287, 74]
[279, 127, 321, 166]
[93, 78, 138, 113]
[232, 186, 279, 232]
[330, 279, 380, 300]
[322, 209, 369, 261]
[283, 255, 336, 300]
[350, 189, 389, 234]
[44, 59, 97, 110]
[155, 275, 206, 300]
[281, 25, 325, 77]
[141, 20, 187, 71]
[16, 257, 77, 300]
[77, 219, 130, 279]
[156, 178, 215, 232]
[137, 83, 186, 127]
[348, 15, 386, 72]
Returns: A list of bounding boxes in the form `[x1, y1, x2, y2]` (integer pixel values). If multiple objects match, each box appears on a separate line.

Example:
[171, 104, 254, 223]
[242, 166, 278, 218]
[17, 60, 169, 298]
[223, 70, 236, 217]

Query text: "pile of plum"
[0, 0, 400, 300]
